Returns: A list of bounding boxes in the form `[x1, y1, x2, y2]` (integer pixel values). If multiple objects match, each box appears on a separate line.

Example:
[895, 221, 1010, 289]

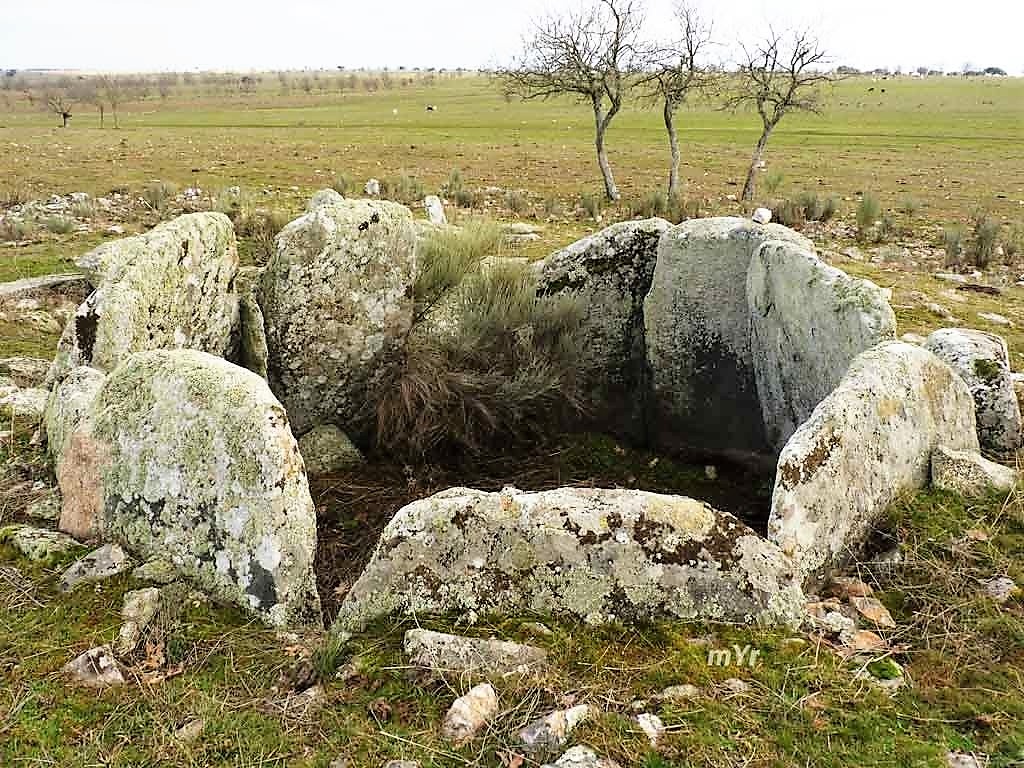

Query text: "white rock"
[932, 446, 1017, 496]
[657, 683, 701, 702]
[364, 179, 381, 196]
[924, 328, 1022, 452]
[635, 713, 665, 746]
[63, 646, 125, 688]
[542, 746, 622, 768]
[981, 576, 1018, 603]
[519, 704, 591, 752]
[978, 312, 1012, 327]
[423, 195, 447, 225]
[752, 207, 772, 224]
[768, 342, 978, 579]
[307, 188, 345, 211]
[405, 629, 547, 680]
[946, 751, 988, 768]
[441, 683, 498, 744]
[115, 587, 162, 655]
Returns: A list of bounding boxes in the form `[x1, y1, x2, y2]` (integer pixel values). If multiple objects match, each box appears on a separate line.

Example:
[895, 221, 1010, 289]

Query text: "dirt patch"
[312, 433, 772, 623]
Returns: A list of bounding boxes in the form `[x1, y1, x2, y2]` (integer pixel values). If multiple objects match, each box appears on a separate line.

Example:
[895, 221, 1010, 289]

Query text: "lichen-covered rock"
[768, 342, 979, 581]
[48, 213, 240, 385]
[644, 217, 813, 458]
[423, 195, 447, 225]
[44, 366, 106, 471]
[0, 524, 80, 561]
[59, 543, 133, 591]
[232, 266, 269, 380]
[63, 646, 125, 688]
[55, 349, 321, 627]
[542, 746, 621, 768]
[115, 587, 162, 655]
[536, 218, 670, 439]
[748, 241, 896, 448]
[260, 199, 417, 435]
[931, 446, 1017, 496]
[404, 629, 547, 680]
[332, 486, 803, 636]
[0, 387, 47, 422]
[307, 188, 346, 211]
[297, 424, 364, 477]
[0, 357, 50, 388]
[923, 328, 1022, 453]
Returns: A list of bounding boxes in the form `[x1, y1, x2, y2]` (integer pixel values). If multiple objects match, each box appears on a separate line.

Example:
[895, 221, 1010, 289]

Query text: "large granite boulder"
[768, 342, 978, 581]
[55, 349, 321, 627]
[748, 240, 896, 448]
[643, 217, 812, 460]
[536, 218, 670, 440]
[44, 365, 106, 472]
[260, 199, 417, 435]
[923, 328, 1022, 453]
[332, 486, 804, 637]
[48, 213, 239, 385]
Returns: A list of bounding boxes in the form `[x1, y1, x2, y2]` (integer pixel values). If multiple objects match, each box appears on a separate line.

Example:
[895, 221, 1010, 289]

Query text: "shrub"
[142, 180, 178, 214]
[764, 170, 784, 194]
[213, 186, 250, 222]
[385, 173, 426, 204]
[0, 185, 28, 209]
[42, 215, 74, 235]
[970, 213, 1000, 269]
[505, 190, 529, 215]
[330, 174, 350, 197]
[943, 226, 964, 267]
[579, 192, 602, 221]
[899, 196, 920, 218]
[0, 217, 36, 242]
[1005, 222, 1024, 260]
[237, 209, 289, 264]
[543, 196, 562, 218]
[444, 168, 464, 198]
[771, 199, 806, 228]
[454, 188, 478, 209]
[71, 198, 96, 219]
[633, 190, 668, 219]
[875, 212, 896, 243]
[375, 222, 584, 457]
[856, 194, 881, 240]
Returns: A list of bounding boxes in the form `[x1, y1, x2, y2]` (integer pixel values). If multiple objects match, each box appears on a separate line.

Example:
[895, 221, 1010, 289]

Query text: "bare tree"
[640, 3, 715, 198]
[98, 75, 124, 128]
[46, 93, 74, 127]
[499, 0, 645, 201]
[725, 29, 832, 201]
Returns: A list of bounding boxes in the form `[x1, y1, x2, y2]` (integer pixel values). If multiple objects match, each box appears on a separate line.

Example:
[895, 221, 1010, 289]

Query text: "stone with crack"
[115, 587, 162, 655]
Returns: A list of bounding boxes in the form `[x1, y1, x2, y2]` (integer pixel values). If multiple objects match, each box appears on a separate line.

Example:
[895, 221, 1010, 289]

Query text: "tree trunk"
[742, 124, 773, 202]
[664, 99, 680, 199]
[592, 96, 620, 202]
[99, 105, 104, 128]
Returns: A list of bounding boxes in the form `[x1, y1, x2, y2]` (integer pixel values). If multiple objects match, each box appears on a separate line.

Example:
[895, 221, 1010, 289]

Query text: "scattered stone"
[519, 704, 590, 752]
[721, 678, 751, 694]
[59, 544, 132, 592]
[825, 576, 874, 600]
[981, 576, 1018, 603]
[132, 558, 179, 585]
[846, 629, 886, 652]
[260, 199, 417, 434]
[441, 683, 498, 744]
[381, 762, 419, 768]
[978, 312, 1012, 327]
[752, 207, 772, 224]
[24, 490, 62, 523]
[946, 751, 988, 768]
[333, 487, 804, 638]
[404, 629, 547, 680]
[423, 195, 447, 225]
[63, 646, 125, 688]
[49, 213, 240, 385]
[297, 424, 365, 477]
[1, 524, 80, 561]
[807, 609, 856, 637]
[116, 587, 161, 655]
[933, 273, 969, 285]
[657, 683, 701, 702]
[364, 179, 381, 196]
[55, 350, 321, 627]
[769, 342, 978, 579]
[924, 328, 1022, 453]
[932, 446, 1017, 496]
[307, 188, 345, 211]
[508, 222, 540, 236]
[926, 302, 956, 322]
[44, 366, 106, 470]
[858, 658, 906, 692]
[0, 387, 48, 422]
[520, 621, 554, 638]
[173, 719, 205, 744]
[535, 218, 670, 439]
[635, 712, 665, 746]
[0, 357, 50, 388]
[541, 746, 621, 768]
[849, 596, 896, 628]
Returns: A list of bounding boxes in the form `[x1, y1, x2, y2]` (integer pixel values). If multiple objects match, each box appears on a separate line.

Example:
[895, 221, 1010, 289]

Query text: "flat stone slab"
[404, 629, 547, 680]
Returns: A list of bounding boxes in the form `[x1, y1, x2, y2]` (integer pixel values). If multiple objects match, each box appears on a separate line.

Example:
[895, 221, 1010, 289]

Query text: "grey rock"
[59, 544, 132, 591]
[44, 366, 106, 472]
[297, 424, 364, 477]
[535, 218, 670, 439]
[333, 486, 804, 637]
[260, 199, 417, 435]
[752, 207, 772, 224]
[24, 490, 62, 523]
[924, 328, 1022, 452]
[233, 267, 270, 381]
[519, 705, 591, 752]
[404, 628, 547, 680]
[307, 188, 345, 211]
[769, 342, 978, 581]
[63, 645, 125, 688]
[932, 446, 1017, 496]
[1, 524, 80, 561]
[423, 195, 447, 225]
[0, 357, 50, 388]
[381, 762, 420, 768]
[635, 712, 665, 746]
[748, 240, 896, 447]
[441, 683, 498, 744]
[981, 576, 1018, 603]
[0, 387, 48, 422]
[54, 350, 321, 627]
[657, 684, 701, 702]
[541, 746, 622, 768]
[0, 273, 90, 305]
[115, 587, 161, 655]
[946, 752, 988, 768]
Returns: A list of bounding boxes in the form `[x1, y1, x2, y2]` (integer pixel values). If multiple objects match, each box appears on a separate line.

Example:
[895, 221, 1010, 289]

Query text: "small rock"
[704, 465, 718, 481]
[978, 312, 1012, 327]
[752, 207, 772, 224]
[845, 629, 886, 653]
[858, 658, 906, 692]
[981, 576, 1018, 604]
[721, 678, 751, 694]
[423, 195, 447, 226]
[925, 302, 956, 322]
[404, 629, 547, 680]
[63, 645, 125, 688]
[307, 188, 345, 211]
[297, 425, 365, 477]
[850, 596, 896, 628]
[932, 446, 1017, 496]
[381, 762, 419, 768]
[508, 222, 539, 235]
[132, 558, 179, 585]
[933, 273, 969, 285]
[541, 746, 622, 768]
[364, 179, 381, 196]
[657, 683, 701, 702]
[115, 587, 161, 655]
[441, 682, 498, 744]
[826, 576, 874, 599]
[1, 524, 80, 561]
[946, 751, 989, 768]
[520, 621, 554, 638]
[0, 387, 48, 422]
[59, 544, 132, 592]
[809, 609, 857, 637]
[519, 704, 590, 752]
[24, 491, 61, 523]
[635, 713, 665, 746]
[173, 718, 205, 744]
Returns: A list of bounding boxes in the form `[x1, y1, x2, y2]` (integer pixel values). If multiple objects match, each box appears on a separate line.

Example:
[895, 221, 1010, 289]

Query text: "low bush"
[505, 189, 529, 215]
[970, 212, 1000, 269]
[70, 198, 96, 220]
[632, 190, 668, 219]
[579, 192, 602, 221]
[856, 194, 881, 240]
[771, 198, 806, 228]
[330, 174, 350, 197]
[1005, 221, 1023, 260]
[142, 180, 178, 214]
[543, 196, 562, 218]
[42, 215, 74, 235]
[384, 173, 426, 205]
[943, 225, 964, 267]
[0, 185, 29, 209]
[764, 170, 784, 194]
[0, 217, 36, 242]
[237, 209, 290, 264]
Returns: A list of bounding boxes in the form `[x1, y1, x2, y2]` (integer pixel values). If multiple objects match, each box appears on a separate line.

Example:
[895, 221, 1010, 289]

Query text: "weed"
[141, 180, 178, 214]
[454, 188, 478, 209]
[943, 225, 964, 266]
[899, 196, 920, 218]
[1005, 221, 1023, 260]
[237, 209, 289, 264]
[0, 217, 36, 242]
[42, 215, 74, 235]
[543, 195, 562, 218]
[971, 212, 1000, 269]
[579, 192, 602, 221]
[0, 185, 29, 209]
[856, 194, 881, 240]
[633, 190, 668, 219]
[505, 189, 529, 215]
[70, 198, 96, 219]
[764, 169, 784, 194]
[331, 174, 350, 197]
[772, 198, 806, 228]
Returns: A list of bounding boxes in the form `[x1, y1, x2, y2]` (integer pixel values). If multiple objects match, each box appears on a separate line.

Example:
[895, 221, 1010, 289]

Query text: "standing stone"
[332, 486, 804, 637]
[56, 349, 321, 628]
[48, 213, 240, 385]
[44, 366, 106, 471]
[644, 217, 813, 459]
[536, 218, 669, 439]
[423, 195, 447, 225]
[923, 328, 1022, 453]
[748, 240, 896, 448]
[260, 199, 417, 435]
[768, 342, 978, 581]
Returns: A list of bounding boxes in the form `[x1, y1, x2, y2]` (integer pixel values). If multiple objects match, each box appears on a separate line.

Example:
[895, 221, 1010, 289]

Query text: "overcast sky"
[2, 0, 1021, 74]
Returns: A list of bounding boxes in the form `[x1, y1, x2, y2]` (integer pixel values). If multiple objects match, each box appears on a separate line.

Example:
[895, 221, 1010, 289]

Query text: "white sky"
[2, 0, 1022, 74]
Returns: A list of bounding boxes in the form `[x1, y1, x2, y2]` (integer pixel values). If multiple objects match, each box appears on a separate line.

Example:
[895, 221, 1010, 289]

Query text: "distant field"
[1, 75, 1022, 226]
